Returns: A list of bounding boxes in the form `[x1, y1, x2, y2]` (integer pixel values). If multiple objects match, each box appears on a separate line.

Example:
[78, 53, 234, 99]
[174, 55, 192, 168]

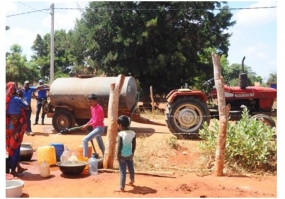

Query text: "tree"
[31, 30, 76, 80]
[6, 44, 39, 84]
[266, 72, 277, 83]
[222, 63, 262, 86]
[31, 34, 50, 79]
[54, 30, 74, 74]
[72, 1, 235, 97]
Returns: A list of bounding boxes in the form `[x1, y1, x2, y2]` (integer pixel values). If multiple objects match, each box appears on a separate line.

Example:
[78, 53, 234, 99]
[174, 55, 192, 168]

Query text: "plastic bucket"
[78, 156, 89, 174]
[76, 145, 92, 158]
[49, 143, 64, 162]
[6, 180, 24, 198]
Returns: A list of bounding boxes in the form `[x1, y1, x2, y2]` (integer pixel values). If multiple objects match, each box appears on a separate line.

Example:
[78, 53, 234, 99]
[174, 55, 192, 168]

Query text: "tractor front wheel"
[250, 114, 276, 127]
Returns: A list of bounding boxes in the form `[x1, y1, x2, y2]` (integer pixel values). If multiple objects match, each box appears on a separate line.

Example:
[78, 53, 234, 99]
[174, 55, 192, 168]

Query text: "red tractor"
[164, 57, 277, 138]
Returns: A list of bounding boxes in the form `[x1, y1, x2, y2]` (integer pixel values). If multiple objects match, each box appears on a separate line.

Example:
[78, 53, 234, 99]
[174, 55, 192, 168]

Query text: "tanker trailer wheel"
[165, 97, 210, 139]
[250, 114, 276, 127]
[52, 110, 76, 132]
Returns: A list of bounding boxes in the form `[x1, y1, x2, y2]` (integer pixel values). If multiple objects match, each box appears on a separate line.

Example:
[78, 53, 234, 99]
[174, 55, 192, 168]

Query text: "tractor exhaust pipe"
[242, 56, 245, 73]
[239, 56, 248, 89]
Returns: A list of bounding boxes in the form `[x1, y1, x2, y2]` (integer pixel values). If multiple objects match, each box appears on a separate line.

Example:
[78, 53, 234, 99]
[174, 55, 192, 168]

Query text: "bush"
[199, 108, 276, 173]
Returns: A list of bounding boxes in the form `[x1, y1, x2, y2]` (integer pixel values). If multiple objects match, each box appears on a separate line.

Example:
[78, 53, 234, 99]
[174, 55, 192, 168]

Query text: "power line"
[228, 6, 277, 10]
[6, 5, 277, 18]
[16, 1, 50, 15]
[6, 9, 50, 17]
[54, 6, 277, 11]
[14, 2, 62, 30]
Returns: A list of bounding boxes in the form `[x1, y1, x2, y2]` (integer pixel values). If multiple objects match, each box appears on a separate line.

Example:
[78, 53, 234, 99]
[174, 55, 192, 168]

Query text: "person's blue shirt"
[23, 87, 36, 105]
[37, 87, 48, 99]
[7, 96, 29, 115]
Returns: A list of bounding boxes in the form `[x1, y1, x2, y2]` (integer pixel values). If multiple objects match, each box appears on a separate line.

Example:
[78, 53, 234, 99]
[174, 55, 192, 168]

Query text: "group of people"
[6, 79, 49, 175]
[6, 81, 137, 191]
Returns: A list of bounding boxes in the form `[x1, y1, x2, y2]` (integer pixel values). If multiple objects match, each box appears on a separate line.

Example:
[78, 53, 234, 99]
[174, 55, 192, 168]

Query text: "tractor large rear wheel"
[165, 97, 210, 139]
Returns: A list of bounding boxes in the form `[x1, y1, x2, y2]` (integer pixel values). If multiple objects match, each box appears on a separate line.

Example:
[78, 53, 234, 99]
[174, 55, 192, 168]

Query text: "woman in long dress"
[6, 82, 30, 175]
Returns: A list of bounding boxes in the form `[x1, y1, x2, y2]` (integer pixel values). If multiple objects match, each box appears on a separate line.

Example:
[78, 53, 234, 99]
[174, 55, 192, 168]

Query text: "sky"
[3, 1, 279, 82]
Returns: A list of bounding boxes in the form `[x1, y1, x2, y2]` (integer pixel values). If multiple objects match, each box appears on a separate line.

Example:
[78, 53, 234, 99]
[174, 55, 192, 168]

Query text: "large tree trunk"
[103, 74, 125, 169]
[211, 53, 231, 176]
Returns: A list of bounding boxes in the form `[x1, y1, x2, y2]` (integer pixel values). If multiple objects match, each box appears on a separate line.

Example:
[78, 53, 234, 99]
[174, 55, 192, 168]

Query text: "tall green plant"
[199, 108, 276, 172]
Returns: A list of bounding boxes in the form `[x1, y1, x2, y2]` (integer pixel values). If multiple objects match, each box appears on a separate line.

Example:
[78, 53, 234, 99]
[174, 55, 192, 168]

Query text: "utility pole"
[50, 3, 55, 85]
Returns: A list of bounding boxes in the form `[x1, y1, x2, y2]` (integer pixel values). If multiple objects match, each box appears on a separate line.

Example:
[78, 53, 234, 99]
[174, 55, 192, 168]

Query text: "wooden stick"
[98, 168, 175, 177]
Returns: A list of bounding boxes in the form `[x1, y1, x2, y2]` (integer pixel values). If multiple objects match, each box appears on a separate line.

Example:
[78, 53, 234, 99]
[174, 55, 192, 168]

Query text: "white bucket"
[6, 180, 24, 198]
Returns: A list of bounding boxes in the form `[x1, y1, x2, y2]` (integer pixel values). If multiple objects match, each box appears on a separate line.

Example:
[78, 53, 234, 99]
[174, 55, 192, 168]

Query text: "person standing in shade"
[33, 79, 49, 125]
[80, 94, 105, 157]
[115, 115, 136, 192]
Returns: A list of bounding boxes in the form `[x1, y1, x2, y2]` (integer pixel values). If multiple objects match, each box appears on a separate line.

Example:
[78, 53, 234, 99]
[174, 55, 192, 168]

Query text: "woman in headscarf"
[6, 82, 30, 175]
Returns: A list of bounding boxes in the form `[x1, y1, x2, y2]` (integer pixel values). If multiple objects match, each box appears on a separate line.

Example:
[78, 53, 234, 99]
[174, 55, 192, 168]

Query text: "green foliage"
[31, 34, 51, 79]
[266, 72, 277, 83]
[222, 63, 263, 86]
[6, 44, 40, 84]
[199, 108, 276, 172]
[73, 1, 235, 97]
[31, 30, 76, 79]
[54, 71, 70, 79]
[7, 2, 265, 92]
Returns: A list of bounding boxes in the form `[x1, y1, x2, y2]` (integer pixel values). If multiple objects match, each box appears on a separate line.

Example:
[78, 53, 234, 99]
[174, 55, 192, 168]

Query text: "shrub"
[199, 108, 276, 172]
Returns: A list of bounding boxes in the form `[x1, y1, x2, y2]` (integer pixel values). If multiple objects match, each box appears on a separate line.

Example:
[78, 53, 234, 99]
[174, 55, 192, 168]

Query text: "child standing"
[115, 115, 136, 192]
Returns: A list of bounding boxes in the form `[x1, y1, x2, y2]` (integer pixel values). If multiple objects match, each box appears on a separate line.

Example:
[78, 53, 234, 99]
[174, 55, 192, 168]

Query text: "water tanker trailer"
[45, 76, 160, 132]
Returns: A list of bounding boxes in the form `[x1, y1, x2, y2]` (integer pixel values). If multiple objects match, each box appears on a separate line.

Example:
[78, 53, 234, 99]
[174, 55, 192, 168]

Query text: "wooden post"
[150, 86, 154, 117]
[211, 53, 231, 176]
[103, 74, 125, 169]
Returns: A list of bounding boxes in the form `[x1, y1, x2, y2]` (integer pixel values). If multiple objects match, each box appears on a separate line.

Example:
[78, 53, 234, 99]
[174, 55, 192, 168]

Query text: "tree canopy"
[6, 44, 39, 85]
[70, 1, 235, 97]
[222, 62, 263, 86]
[266, 72, 277, 83]
[8, 1, 241, 97]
